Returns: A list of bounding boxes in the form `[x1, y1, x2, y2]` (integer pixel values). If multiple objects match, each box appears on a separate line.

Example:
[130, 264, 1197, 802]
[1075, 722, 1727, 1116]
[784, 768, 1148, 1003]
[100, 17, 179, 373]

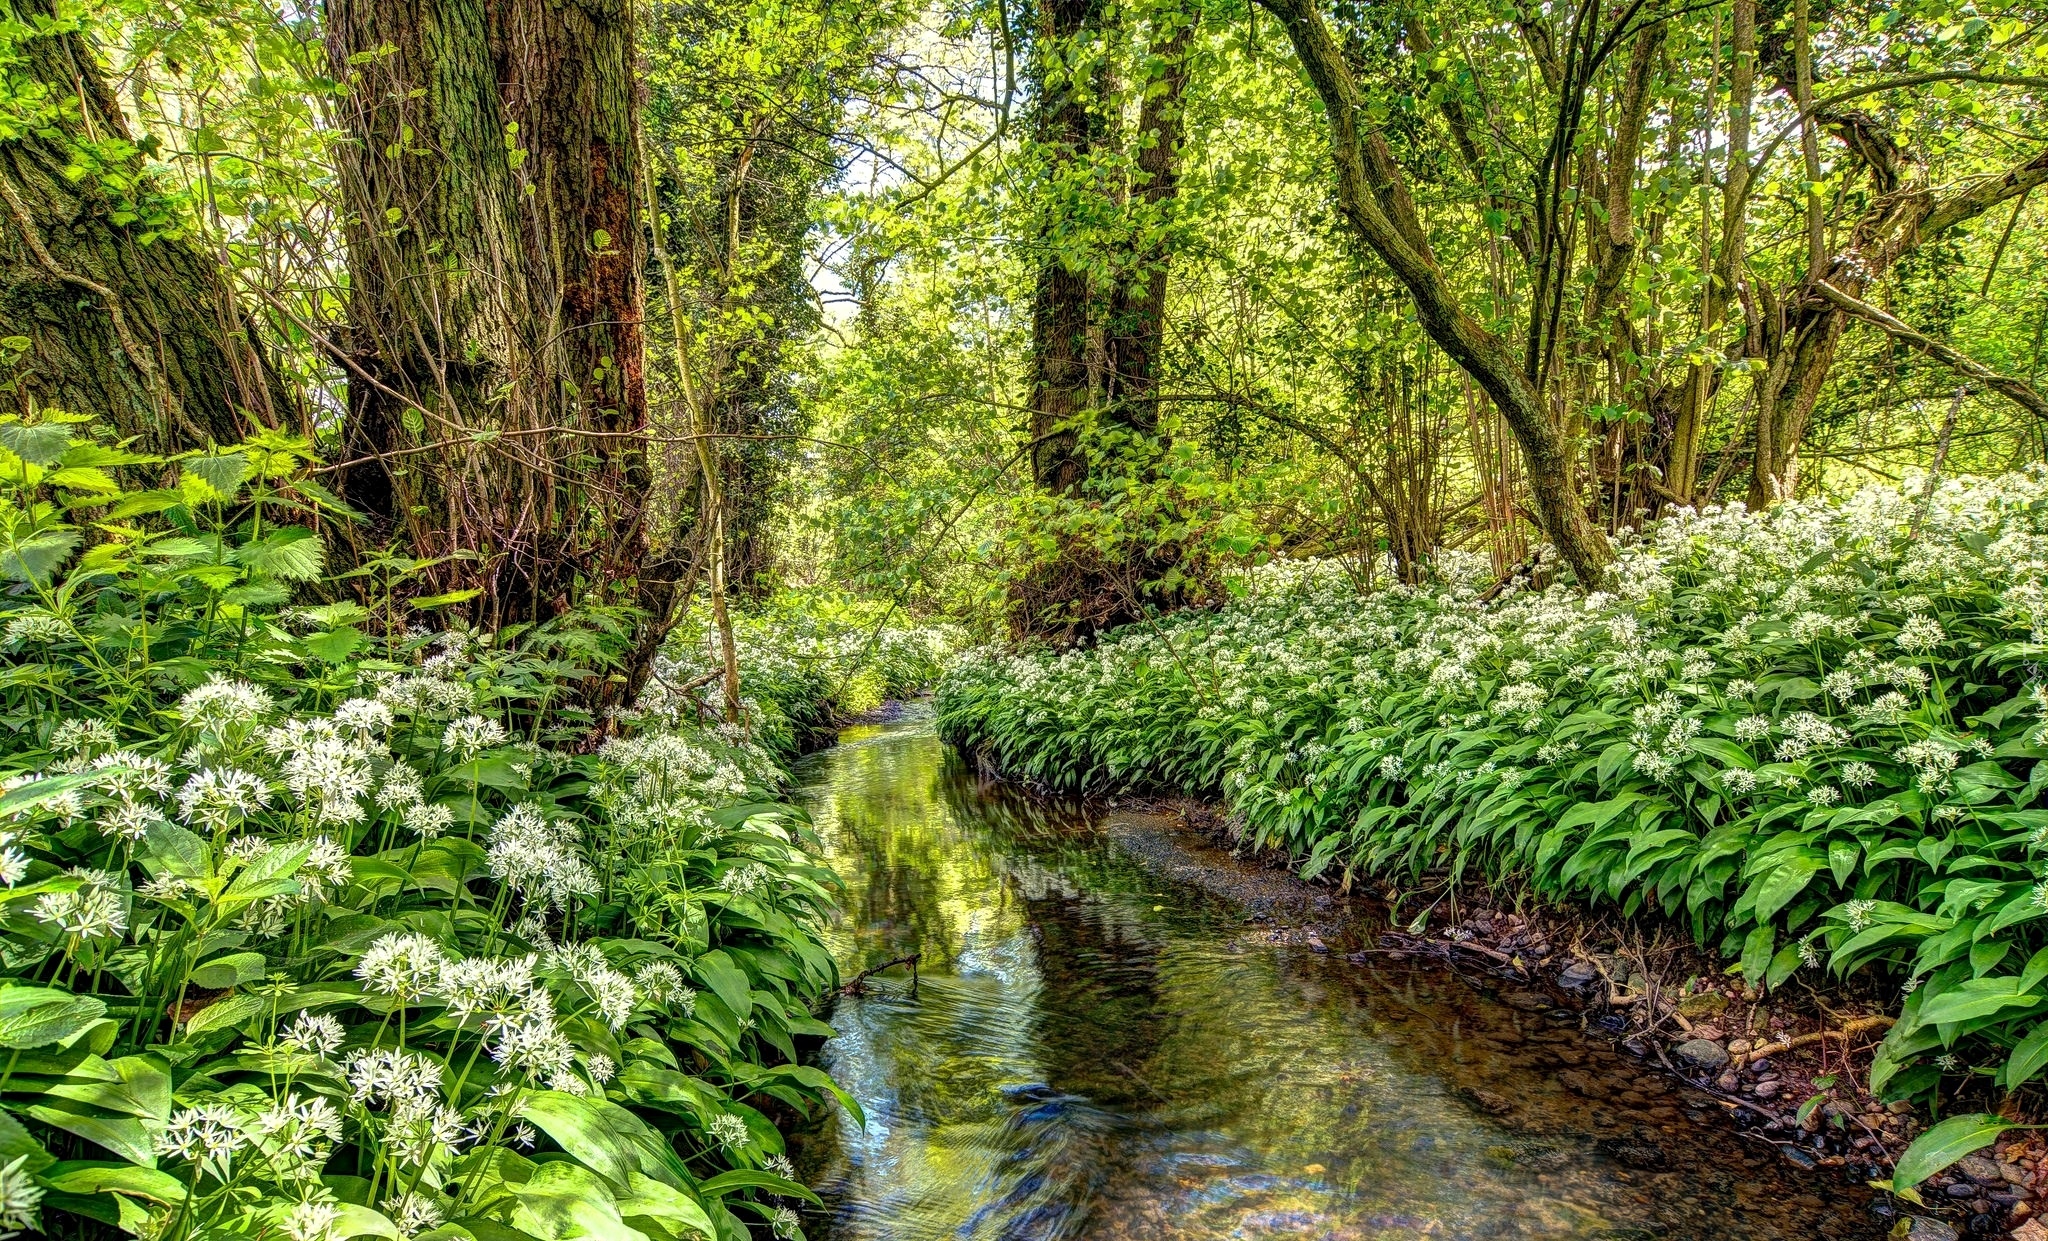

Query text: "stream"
[787, 711, 1890, 1241]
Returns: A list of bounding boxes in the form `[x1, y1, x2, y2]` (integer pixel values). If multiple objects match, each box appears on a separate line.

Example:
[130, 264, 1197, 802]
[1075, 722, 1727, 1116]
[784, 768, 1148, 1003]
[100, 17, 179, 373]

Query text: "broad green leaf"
[0, 995, 107, 1050]
[39, 1161, 187, 1203]
[1893, 1113, 2018, 1190]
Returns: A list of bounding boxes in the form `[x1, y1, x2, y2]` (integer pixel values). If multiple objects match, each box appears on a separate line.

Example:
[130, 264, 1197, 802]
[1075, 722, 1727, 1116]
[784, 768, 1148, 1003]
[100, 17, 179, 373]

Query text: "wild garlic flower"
[282, 1200, 341, 1241]
[1844, 899, 1877, 931]
[488, 1008, 575, 1082]
[718, 862, 771, 895]
[98, 796, 164, 841]
[1895, 615, 1945, 653]
[633, 961, 687, 1005]
[442, 715, 508, 760]
[381, 1192, 444, 1239]
[378, 764, 425, 810]
[343, 1049, 443, 1108]
[764, 1153, 797, 1180]
[333, 698, 395, 740]
[49, 718, 115, 755]
[355, 932, 448, 1002]
[33, 886, 126, 940]
[254, 1093, 345, 1157]
[403, 801, 453, 839]
[281, 1012, 346, 1056]
[1840, 760, 1877, 787]
[770, 1206, 801, 1239]
[155, 1105, 249, 1164]
[177, 767, 271, 829]
[4, 610, 68, 646]
[487, 804, 598, 912]
[302, 836, 353, 902]
[707, 1113, 750, 1148]
[585, 1053, 616, 1084]
[386, 1098, 467, 1165]
[178, 675, 274, 733]
[439, 954, 538, 1023]
[0, 1154, 42, 1237]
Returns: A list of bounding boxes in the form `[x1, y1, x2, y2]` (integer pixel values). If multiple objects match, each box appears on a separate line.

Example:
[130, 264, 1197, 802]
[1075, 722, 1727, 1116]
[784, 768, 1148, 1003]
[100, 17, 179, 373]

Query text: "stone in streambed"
[1899, 1218, 1960, 1241]
[1677, 992, 1728, 1020]
[1955, 1155, 2004, 1186]
[1674, 1038, 1729, 1071]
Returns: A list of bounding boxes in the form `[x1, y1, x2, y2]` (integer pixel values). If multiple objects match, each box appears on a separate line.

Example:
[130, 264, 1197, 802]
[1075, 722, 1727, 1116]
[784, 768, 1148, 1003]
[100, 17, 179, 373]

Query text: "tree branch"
[1812, 281, 2048, 422]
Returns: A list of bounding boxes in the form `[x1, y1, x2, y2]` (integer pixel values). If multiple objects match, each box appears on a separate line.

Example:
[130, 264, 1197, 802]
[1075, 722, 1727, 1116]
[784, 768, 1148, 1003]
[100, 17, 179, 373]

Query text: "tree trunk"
[1026, 0, 1106, 496]
[325, 0, 650, 629]
[0, 0, 288, 450]
[1104, 3, 1196, 437]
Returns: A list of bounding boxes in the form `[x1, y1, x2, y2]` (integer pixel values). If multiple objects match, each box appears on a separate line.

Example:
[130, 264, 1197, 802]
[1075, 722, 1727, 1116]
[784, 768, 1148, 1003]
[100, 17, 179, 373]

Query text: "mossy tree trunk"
[325, 0, 652, 632]
[0, 0, 288, 450]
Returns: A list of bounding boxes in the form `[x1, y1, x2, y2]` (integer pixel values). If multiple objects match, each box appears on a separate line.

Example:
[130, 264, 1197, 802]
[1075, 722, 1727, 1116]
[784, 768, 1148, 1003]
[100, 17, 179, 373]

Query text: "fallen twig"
[842, 952, 922, 996]
[1735, 1015, 1894, 1066]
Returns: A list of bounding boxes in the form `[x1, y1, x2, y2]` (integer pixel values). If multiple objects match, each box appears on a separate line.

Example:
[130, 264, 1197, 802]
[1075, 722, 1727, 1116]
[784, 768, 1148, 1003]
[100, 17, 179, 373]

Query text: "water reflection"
[790, 713, 1884, 1241]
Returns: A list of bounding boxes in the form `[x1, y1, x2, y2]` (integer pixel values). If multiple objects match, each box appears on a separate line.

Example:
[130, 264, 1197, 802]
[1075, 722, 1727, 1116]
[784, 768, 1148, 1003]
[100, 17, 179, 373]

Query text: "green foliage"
[940, 468, 2048, 1110]
[0, 414, 838, 1241]
[646, 593, 962, 759]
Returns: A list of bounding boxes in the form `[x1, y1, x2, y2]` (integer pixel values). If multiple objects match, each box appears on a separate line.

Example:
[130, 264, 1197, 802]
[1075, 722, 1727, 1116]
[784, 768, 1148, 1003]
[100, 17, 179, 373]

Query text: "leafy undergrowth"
[652, 594, 961, 759]
[0, 415, 845, 1241]
[939, 469, 2048, 1182]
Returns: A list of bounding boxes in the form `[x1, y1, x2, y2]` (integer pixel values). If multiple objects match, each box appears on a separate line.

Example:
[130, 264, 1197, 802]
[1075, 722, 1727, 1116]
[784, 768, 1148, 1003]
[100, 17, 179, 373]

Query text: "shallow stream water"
[788, 713, 1889, 1241]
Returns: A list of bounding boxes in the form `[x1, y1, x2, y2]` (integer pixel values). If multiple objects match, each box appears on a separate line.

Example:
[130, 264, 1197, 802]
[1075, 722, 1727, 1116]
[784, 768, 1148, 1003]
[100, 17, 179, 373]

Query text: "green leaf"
[39, 1161, 187, 1204]
[238, 527, 324, 581]
[519, 1091, 691, 1192]
[0, 423, 74, 466]
[1740, 925, 1775, 989]
[1893, 1113, 2018, 1190]
[0, 527, 80, 584]
[510, 1160, 648, 1241]
[189, 952, 266, 990]
[691, 952, 752, 1022]
[2003, 1021, 2048, 1089]
[1751, 855, 1823, 924]
[182, 454, 252, 500]
[0, 770, 101, 820]
[21, 1106, 154, 1166]
[411, 588, 482, 609]
[0, 1108, 53, 1174]
[0, 994, 108, 1050]
[181, 993, 264, 1036]
[695, 1170, 820, 1206]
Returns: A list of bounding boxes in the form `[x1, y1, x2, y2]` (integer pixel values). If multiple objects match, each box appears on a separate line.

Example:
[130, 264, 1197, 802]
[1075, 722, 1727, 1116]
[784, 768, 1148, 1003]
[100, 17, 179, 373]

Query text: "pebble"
[1956, 1155, 2004, 1186]
[1727, 1038, 1752, 1055]
[1559, 960, 1599, 987]
[1753, 1080, 1782, 1100]
[1946, 1182, 1981, 1199]
[1898, 1218, 1960, 1241]
[1674, 1038, 1730, 1071]
[1677, 991, 1729, 1019]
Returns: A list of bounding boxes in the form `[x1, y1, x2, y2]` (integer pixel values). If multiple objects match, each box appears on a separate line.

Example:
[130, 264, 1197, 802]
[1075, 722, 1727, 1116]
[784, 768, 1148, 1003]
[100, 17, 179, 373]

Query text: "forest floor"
[1100, 795, 2046, 1241]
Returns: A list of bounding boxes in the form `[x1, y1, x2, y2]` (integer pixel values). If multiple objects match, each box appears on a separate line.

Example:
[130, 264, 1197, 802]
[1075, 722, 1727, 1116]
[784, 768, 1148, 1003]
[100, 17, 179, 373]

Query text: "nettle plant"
[0, 414, 850, 1241]
[939, 469, 2048, 1120]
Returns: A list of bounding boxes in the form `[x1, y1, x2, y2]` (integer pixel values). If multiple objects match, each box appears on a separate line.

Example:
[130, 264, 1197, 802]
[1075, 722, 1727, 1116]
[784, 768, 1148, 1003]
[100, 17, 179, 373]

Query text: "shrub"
[939, 469, 2048, 1111]
[653, 593, 960, 757]
[0, 414, 844, 1241]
